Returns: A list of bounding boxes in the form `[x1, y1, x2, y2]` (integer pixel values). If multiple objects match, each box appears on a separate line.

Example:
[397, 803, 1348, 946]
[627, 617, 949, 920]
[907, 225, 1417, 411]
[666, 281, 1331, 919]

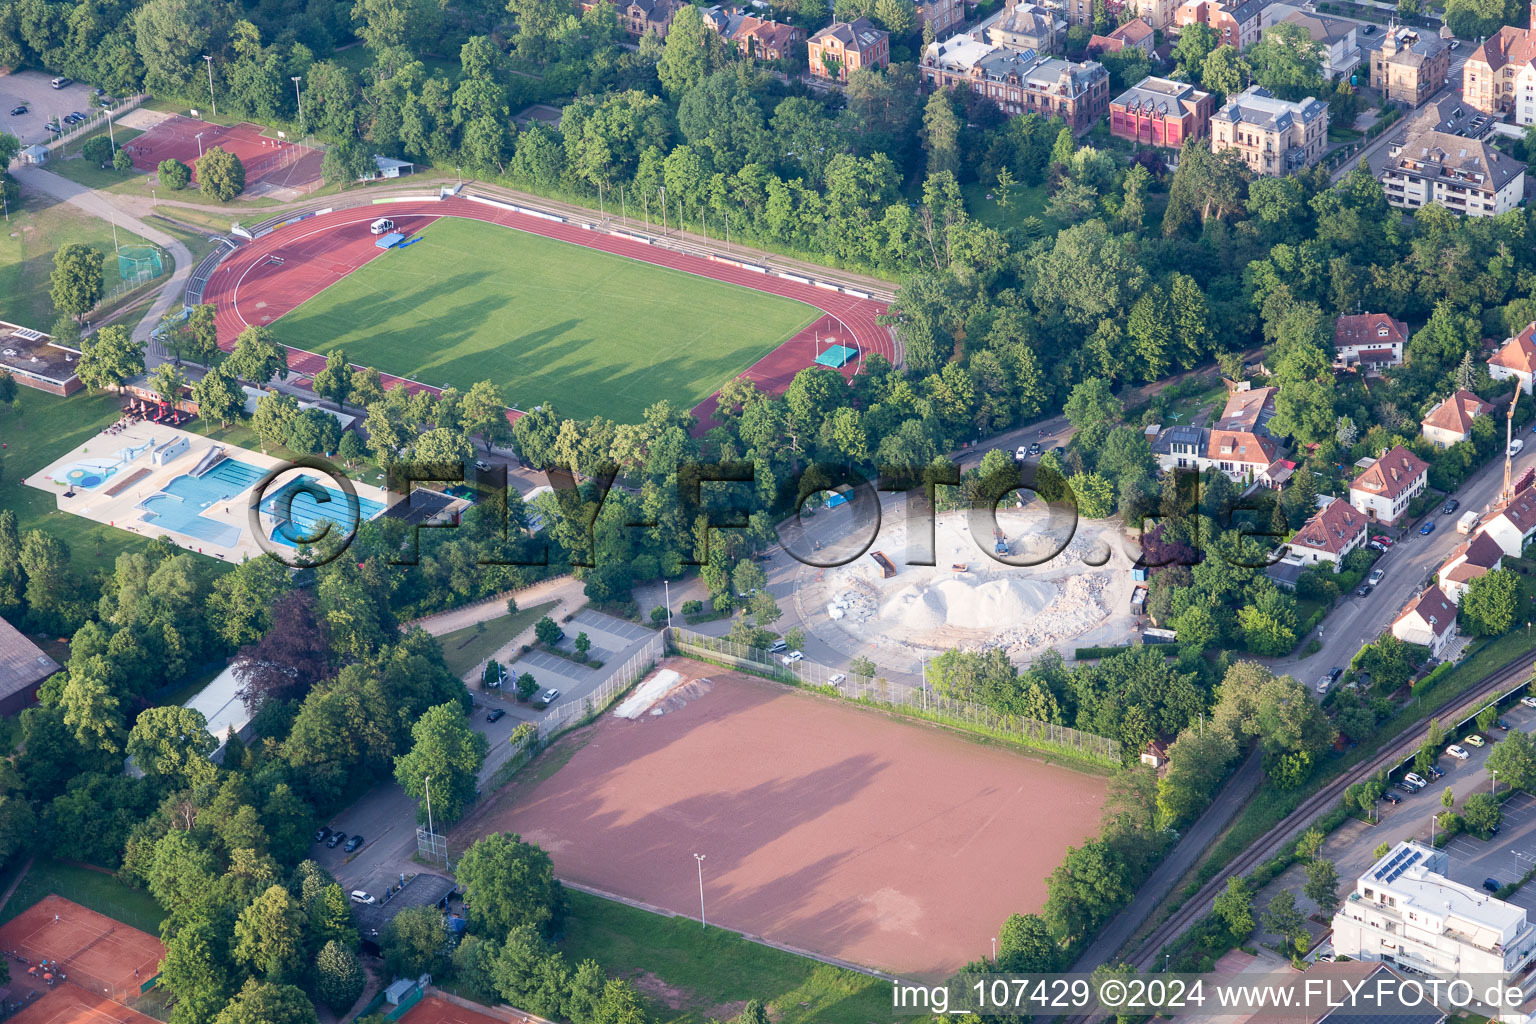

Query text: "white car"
[1405, 772, 1428, 788]
[1446, 745, 1470, 760]
[1015, 445, 1030, 461]
[1511, 439, 1525, 456]
[829, 673, 846, 686]
[1316, 677, 1331, 695]
[780, 650, 803, 665]
[1368, 569, 1384, 585]
[1522, 696, 1536, 708]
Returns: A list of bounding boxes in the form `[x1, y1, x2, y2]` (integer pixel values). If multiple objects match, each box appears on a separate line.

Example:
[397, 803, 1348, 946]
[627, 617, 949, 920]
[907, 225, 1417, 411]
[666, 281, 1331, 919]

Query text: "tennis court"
[5, 984, 161, 1024]
[124, 115, 321, 191]
[0, 896, 164, 1001]
[396, 993, 521, 1024]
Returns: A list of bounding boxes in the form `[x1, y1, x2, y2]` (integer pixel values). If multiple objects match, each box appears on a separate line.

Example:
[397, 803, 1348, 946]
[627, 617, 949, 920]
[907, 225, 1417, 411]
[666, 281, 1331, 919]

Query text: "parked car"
[1522, 695, 1536, 708]
[1369, 541, 1387, 553]
[1405, 772, 1428, 788]
[1316, 677, 1332, 695]
[314, 827, 331, 843]
[326, 831, 345, 848]
[1014, 445, 1029, 461]
[343, 835, 363, 853]
[781, 650, 804, 665]
[1356, 585, 1372, 597]
[1383, 791, 1402, 805]
[1395, 781, 1419, 794]
[1368, 569, 1385, 585]
[1495, 717, 1510, 730]
[1028, 441, 1042, 456]
[537, 688, 561, 705]
[44, 122, 61, 134]
[1361, 22, 1375, 32]
[1512, 438, 1526, 457]
[1328, 667, 1343, 683]
[349, 890, 376, 904]
[1465, 734, 1485, 747]
[1420, 521, 1436, 535]
[1053, 446, 1066, 457]
[1449, 38, 1459, 48]
[486, 708, 506, 722]
[50, 76, 72, 89]
[8, 105, 25, 116]
[1483, 878, 1501, 893]
[1372, 535, 1394, 548]
[1447, 744, 1470, 759]
[829, 673, 846, 686]
[770, 639, 788, 653]
[1426, 765, 1443, 780]
[1443, 499, 1460, 514]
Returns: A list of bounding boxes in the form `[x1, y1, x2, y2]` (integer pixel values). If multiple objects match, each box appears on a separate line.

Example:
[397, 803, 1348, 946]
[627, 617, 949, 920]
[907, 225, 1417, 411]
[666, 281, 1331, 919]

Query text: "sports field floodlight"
[196, 131, 205, 159]
[694, 853, 706, 929]
[292, 76, 305, 136]
[424, 774, 435, 838]
[203, 55, 216, 117]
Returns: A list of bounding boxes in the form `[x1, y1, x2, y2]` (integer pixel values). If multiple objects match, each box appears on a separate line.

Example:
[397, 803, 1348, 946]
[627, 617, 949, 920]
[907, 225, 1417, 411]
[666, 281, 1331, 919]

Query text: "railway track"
[1121, 651, 1536, 971]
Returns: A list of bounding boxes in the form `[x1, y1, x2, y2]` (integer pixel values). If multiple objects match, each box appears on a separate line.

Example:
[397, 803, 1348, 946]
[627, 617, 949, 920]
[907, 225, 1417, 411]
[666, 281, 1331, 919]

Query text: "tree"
[233, 885, 306, 982]
[1304, 858, 1340, 914]
[51, 243, 105, 322]
[76, 326, 145, 390]
[59, 671, 124, 754]
[83, 135, 114, 165]
[312, 350, 352, 410]
[535, 616, 562, 646]
[192, 364, 245, 428]
[1486, 729, 1536, 791]
[212, 978, 319, 1024]
[1462, 791, 1501, 834]
[455, 832, 566, 939]
[196, 146, 246, 202]
[1461, 568, 1518, 636]
[127, 706, 217, 789]
[1172, 22, 1218, 82]
[658, 5, 725, 98]
[321, 137, 374, 188]
[574, 632, 592, 660]
[314, 940, 365, 1013]
[996, 912, 1058, 971]
[381, 904, 449, 978]
[1202, 45, 1251, 99]
[228, 326, 288, 388]
[922, 91, 960, 179]
[159, 158, 192, 190]
[148, 362, 189, 409]
[252, 392, 299, 454]
[516, 672, 538, 701]
[1212, 875, 1254, 937]
[393, 702, 489, 826]
[1259, 890, 1308, 954]
[1247, 22, 1324, 97]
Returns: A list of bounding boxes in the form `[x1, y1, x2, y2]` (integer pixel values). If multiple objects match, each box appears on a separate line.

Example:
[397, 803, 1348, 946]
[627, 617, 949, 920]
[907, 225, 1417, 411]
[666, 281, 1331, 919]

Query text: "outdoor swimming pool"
[136, 456, 264, 548]
[263, 475, 385, 548]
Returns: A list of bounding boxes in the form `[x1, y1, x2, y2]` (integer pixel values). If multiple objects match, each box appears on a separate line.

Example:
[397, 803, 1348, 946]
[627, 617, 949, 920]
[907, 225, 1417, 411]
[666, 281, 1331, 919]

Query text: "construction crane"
[1500, 387, 1521, 507]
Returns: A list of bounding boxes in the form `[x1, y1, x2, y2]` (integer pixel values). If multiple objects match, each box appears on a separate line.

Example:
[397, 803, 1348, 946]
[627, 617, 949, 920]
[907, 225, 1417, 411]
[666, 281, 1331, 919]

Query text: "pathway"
[9, 165, 192, 345]
[404, 575, 584, 638]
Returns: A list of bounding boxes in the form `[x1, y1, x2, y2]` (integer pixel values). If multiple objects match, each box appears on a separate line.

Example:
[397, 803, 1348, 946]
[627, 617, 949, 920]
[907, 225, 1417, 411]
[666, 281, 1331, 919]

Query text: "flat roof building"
[0, 320, 82, 397]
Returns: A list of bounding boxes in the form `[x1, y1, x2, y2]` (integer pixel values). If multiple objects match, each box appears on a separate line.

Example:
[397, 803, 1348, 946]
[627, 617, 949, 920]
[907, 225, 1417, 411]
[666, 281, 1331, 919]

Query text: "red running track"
[126, 115, 322, 190]
[198, 197, 892, 426]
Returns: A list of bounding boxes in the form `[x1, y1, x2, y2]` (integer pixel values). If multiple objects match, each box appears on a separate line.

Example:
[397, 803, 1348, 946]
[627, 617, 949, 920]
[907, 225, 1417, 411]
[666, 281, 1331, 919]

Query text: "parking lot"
[504, 609, 656, 712]
[0, 70, 105, 146]
[1440, 790, 1536, 893]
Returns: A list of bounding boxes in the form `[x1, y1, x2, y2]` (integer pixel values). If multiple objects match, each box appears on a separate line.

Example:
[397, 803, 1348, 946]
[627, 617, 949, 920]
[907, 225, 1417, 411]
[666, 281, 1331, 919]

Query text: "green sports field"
[269, 217, 818, 423]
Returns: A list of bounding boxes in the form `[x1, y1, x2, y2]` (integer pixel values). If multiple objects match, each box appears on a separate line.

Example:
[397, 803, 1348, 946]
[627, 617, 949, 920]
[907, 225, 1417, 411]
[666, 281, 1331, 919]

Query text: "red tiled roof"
[1396, 587, 1456, 637]
[1207, 429, 1277, 466]
[1216, 386, 1275, 431]
[1469, 23, 1536, 72]
[1489, 322, 1536, 375]
[1291, 498, 1367, 556]
[1421, 389, 1496, 436]
[1335, 312, 1408, 351]
[1109, 17, 1153, 42]
[1350, 445, 1429, 501]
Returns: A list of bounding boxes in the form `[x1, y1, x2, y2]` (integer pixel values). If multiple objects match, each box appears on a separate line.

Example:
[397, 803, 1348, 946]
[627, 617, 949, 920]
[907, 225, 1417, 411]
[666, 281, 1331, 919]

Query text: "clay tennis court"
[125, 115, 322, 191]
[456, 660, 1108, 975]
[397, 994, 517, 1024]
[198, 198, 892, 427]
[4, 984, 160, 1024]
[0, 896, 164, 999]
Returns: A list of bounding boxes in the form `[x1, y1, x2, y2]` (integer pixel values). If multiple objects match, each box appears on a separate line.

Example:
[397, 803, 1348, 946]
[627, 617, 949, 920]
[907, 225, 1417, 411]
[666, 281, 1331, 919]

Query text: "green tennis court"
[268, 217, 818, 423]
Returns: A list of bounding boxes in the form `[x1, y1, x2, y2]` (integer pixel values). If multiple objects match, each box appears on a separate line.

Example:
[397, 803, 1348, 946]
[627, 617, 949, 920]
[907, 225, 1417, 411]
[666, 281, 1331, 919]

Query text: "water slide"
[191, 445, 227, 478]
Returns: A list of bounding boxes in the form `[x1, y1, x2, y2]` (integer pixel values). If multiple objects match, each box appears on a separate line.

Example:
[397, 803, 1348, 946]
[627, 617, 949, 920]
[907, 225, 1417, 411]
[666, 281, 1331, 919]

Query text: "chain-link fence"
[667, 627, 1120, 765]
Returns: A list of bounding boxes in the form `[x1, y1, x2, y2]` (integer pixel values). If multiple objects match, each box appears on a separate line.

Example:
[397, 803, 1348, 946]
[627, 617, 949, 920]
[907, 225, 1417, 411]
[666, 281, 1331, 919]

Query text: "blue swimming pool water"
[140, 495, 242, 546]
[202, 458, 266, 491]
[262, 475, 384, 544]
[136, 456, 264, 548]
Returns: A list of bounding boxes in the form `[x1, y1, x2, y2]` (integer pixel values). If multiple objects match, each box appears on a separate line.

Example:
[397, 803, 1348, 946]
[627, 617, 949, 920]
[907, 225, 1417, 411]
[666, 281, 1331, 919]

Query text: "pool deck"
[25, 421, 389, 563]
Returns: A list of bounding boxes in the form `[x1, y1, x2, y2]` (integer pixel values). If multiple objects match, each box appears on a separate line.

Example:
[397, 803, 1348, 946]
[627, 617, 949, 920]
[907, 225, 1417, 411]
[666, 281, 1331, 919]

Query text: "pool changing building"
[1330, 841, 1536, 983]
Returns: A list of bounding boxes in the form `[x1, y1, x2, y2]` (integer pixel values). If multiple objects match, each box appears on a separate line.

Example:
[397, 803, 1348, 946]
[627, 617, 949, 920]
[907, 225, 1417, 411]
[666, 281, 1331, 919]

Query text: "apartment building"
[1210, 86, 1329, 176]
[589, 0, 682, 38]
[1172, 0, 1268, 50]
[917, 0, 965, 36]
[1462, 4, 1536, 124]
[978, 0, 1062, 53]
[1488, 322, 1536, 395]
[1268, 10, 1361, 79]
[1137, 0, 1182, 29]
[1089, 17, 1155, 55]
[1331, 841, 1536, 981]
[808, 18, 890, 81]
[1149, 385, 1285, 485]
[1109, 75, 1214, 147]
[1370, 24, 1450, 106]
[1380, 130, 1527, 217]
[919, 37, 1109, 132]
[1333, 311, 1407, 371]
[1348, 444, 1428, 524]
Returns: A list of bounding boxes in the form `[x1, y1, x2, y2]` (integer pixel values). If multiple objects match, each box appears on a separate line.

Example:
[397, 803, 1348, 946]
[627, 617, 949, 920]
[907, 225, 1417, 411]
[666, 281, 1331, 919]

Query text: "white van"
[369, 217, 395, 235]
[51, 77, 72, 89]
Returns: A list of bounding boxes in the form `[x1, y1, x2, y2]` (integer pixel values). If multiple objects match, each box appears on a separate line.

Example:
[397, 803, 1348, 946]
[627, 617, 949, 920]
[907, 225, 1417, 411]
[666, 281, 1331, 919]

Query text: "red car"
[1371, 535, 1394, 548]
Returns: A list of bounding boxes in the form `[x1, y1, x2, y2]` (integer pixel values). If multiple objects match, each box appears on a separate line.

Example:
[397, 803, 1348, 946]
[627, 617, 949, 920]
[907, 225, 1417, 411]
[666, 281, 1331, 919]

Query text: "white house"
[1481, 487, 1536, 558]
[1436, 529, 1504, 603]
[1391, 587, 1459, 658]
[1334, 311, 1408, 371]
[1349, 445, 1429, 525]
[1331, 840, 1536, 982]
[1421, 389, 1496, 447]
[1488, 321, 1536, 395]
[1287, 496, 1367, 570]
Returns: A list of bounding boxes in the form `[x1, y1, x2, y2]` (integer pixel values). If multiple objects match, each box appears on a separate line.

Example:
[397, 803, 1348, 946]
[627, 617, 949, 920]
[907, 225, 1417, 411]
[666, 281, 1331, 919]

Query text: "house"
[1333, 312, 1407, 371]
[1089, 17, 1155, 56]
[1140, 739, 1170, 768]
[1369, 24, 1450, 106]
[1461, 3, 1536, 124]
[1287, 496, 1368, 570]
[808, 19, 889, 81]
[1210, 87, 1329, 176]
[1348, 444, 1428, 524]
[916, 0, 965, 37]
[1171, 0, 1269, 50]
[1481, 487, 1536, 558]
[1136, 0, 1181, 29]
[0, 319, 82, 396]
[1109, 76, 1215, 148]
[1149, 385, 1286, 484]
[1421, 389, 1496, 447]
[1331, 840, 1536, 981]
[0, 616, 59, 716]
[980, 0, 1062, 52]
[585, 0, 682, 38]
[731, 16, 805, 60]
[1436, 529, 1505, 603]
[1487, 322, 1536, 395]
[1391, 587, 1459, 658]
[1387, 95, 1490, 156]
[1269, 10, 1361, 80]
[1380, 130, 1527, 217]
[919, 40, 1110, 133]
[353, 873, 458, 955]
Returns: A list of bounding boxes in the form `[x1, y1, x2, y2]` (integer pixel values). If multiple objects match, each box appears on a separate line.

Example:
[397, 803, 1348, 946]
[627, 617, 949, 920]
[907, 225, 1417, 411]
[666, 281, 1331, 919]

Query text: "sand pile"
[880, 577, 1057, 631]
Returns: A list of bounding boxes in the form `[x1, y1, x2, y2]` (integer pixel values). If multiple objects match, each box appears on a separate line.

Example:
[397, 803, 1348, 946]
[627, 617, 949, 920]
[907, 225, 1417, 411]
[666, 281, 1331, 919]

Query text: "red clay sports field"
[125, 115, 322, 192]
[198, 195, 893, 425]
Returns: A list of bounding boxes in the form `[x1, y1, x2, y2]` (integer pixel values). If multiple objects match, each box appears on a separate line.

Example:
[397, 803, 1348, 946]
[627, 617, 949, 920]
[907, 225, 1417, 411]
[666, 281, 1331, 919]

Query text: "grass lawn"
[43, 126, 146, 192]
[0, 189, 159, 328]
[0, 859, 166, 935]
[0, 391, 165, 580]
[963, 179, 1054, 232]
[558, 889, 895, 1024]
[437, 600, 556, 677]
[267, 217, 819, 422]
